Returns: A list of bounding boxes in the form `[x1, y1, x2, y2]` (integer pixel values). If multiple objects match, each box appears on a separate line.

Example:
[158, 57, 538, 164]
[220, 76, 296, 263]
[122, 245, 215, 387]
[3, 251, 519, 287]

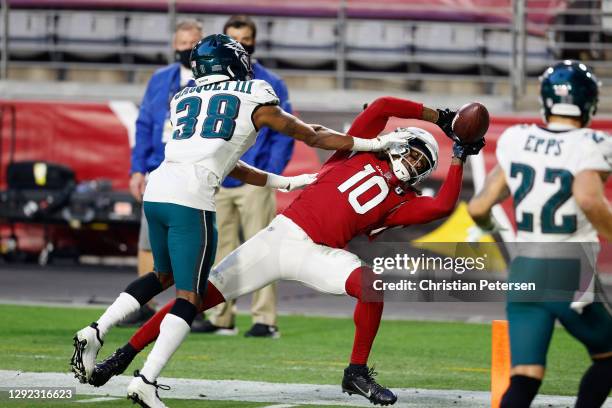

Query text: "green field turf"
[0, 394, 353, 408]
[0, 395, 268, 407]
[0, 304, 591, 400]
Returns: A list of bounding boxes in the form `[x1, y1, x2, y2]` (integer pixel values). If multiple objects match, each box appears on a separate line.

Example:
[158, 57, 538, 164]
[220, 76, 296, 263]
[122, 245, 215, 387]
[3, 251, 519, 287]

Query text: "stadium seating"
[484, 29, 551, 74]
[0, 9, 562, 73]
[268, 18, 337, 68]
[1, 0, 609, 96]
[413, 23, 482, 71]
[56, 11, 125, 60]
[126, 13, 169, 60]
[198, 14, 232, 37]
[6, 10, 53, 58]
[345, 20, 410, 70]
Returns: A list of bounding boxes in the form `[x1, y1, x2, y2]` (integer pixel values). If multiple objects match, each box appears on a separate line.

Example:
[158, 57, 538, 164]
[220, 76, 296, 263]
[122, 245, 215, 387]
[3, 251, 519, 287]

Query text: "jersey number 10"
[173, 94, 241, 141]
[338, 164, 389, 214]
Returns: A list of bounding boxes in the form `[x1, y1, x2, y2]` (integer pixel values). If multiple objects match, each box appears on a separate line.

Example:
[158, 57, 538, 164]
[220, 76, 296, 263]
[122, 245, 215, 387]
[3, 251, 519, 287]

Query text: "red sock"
[345, 267, 384, 365]
[200, 282, 226, 311]
[128, 299, 174, 351]
[128, 282, 226, 352]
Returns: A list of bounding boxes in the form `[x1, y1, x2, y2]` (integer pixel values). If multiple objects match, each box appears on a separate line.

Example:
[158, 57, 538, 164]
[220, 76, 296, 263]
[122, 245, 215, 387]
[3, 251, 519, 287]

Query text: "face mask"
[175, 49, 191, 69]
[241, 43, 255, 56]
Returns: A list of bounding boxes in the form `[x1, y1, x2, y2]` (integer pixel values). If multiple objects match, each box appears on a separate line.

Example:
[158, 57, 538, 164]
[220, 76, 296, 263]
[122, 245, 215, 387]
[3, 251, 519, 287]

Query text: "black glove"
[453, 138, 486, 161]
[436, 108, 457, 140]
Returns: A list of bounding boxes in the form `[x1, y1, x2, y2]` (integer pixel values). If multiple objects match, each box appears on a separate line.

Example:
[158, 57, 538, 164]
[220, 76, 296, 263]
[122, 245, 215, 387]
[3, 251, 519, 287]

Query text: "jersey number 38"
[173, 94, 241, 141]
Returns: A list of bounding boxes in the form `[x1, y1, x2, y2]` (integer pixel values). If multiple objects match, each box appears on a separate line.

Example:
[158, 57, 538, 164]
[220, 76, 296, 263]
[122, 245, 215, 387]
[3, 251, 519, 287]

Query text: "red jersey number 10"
[337, 164, 389, 214]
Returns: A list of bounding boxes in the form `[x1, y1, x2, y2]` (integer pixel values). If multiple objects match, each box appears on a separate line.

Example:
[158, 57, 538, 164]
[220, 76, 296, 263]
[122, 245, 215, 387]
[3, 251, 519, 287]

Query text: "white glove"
[466, 219, 506, 242]
[351, 131, 412, 152]
[266, 173, 317, 192]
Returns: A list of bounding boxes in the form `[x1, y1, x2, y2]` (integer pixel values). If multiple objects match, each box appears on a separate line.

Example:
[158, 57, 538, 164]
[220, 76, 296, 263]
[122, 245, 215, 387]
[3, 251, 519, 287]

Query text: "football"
[451, 102, 490, 144]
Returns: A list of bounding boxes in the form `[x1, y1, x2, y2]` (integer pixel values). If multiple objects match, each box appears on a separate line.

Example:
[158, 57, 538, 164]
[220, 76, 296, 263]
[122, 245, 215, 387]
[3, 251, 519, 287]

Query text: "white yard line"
[0, 370, 599, 408]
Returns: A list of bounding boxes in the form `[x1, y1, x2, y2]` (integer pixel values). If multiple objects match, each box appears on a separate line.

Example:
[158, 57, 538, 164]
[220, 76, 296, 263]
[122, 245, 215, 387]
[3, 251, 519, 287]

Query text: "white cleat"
[127, 370, 170, 408]
[70, 323, 103, 383]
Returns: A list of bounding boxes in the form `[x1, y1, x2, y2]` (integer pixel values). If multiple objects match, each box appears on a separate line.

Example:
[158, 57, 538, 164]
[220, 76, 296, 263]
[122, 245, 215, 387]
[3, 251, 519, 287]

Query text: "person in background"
[198, 15, 295, 338]
[125, 19, 203, 327]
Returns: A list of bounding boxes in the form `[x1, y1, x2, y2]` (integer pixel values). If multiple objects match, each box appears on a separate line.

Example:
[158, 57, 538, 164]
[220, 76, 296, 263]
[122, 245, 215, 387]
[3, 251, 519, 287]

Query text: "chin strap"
[387, 152, 411, 182]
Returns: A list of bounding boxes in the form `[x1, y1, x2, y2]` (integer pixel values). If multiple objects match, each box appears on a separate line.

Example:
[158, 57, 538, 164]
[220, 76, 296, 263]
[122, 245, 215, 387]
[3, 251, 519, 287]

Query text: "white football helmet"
[385, 127, 438, 185]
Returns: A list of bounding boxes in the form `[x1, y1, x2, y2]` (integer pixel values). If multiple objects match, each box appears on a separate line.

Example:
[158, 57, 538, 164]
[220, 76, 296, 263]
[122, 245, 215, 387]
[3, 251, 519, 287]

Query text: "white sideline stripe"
[108, 100, 139, 148]
[0, 370, 588, 408]
[75, 396, 121, 403]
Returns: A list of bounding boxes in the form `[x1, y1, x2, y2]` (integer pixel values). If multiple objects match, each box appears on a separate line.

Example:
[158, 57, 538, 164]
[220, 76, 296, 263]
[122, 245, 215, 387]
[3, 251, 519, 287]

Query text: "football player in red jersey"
[89, 97, 484, 406]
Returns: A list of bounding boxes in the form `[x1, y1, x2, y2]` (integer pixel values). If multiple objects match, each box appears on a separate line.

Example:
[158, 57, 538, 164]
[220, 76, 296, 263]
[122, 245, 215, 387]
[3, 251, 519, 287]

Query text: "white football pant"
[209, 215, 363, 299]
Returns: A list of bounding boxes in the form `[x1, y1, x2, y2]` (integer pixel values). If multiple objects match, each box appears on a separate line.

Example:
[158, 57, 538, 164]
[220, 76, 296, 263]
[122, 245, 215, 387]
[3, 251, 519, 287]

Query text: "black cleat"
[342, 365, 397, 406]
[244, 323, 280, 339]
[191, 318, 238, 335]
[90, 344, 137, 387]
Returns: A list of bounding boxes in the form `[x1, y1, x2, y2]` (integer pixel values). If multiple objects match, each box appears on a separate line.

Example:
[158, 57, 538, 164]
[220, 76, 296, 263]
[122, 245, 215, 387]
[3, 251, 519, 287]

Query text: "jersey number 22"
[510, 162, 576, 234]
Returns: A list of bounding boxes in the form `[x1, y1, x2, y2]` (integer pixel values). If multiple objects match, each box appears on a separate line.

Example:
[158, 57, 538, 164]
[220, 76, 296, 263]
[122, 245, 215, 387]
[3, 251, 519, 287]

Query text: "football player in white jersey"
[70, 34, 415, 408]
[468, 60, 612, 408]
